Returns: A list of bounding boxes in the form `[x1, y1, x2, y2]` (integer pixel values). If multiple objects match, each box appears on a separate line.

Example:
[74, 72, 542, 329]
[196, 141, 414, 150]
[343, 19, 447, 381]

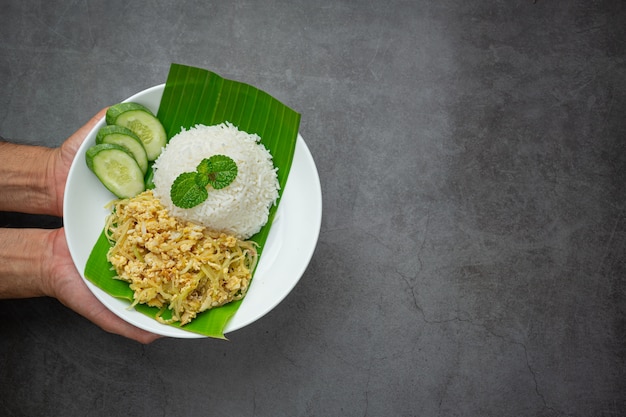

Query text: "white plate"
[64, 84, 322, 338]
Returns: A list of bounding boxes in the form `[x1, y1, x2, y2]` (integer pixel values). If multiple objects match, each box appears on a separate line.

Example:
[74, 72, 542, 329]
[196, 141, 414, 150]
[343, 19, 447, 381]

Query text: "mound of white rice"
[152, 122, 279, 239]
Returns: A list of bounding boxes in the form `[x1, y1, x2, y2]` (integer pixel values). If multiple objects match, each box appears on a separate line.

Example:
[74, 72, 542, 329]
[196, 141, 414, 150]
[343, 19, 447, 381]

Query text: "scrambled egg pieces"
[105, 190, 258, 325]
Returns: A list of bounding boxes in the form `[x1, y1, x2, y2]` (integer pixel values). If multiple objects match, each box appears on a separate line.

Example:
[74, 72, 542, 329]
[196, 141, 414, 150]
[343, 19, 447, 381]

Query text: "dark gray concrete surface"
[1, 1, 624, 416]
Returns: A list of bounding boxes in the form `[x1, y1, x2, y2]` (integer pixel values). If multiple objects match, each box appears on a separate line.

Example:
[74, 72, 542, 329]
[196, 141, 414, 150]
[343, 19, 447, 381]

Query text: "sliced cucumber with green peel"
[86, 143, 145, 199]
[95, 125, 149, 174]
[106, 102, 166, 161]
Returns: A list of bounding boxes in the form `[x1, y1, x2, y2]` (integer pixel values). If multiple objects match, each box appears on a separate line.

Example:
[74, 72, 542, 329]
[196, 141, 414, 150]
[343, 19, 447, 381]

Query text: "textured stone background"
[1, 1, 624, 416]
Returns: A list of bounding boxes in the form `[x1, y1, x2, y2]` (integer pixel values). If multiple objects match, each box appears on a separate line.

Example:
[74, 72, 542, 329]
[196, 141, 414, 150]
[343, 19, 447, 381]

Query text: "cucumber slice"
[86, 143, 145, 198]
[95, 125, 149, 174]
[106, 102, 166, 161]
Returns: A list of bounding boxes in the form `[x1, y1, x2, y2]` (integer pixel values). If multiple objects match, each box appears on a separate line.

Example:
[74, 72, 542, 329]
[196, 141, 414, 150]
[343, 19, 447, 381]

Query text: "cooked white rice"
[152, 122, 279, 239]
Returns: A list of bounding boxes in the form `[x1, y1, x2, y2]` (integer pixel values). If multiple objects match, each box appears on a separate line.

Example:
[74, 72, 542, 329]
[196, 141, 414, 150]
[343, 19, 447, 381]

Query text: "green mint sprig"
[170, 155, 238, 208]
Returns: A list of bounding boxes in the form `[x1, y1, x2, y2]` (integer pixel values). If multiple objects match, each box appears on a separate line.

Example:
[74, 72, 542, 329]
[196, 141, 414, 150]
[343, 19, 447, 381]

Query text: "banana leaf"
[84, 63, 301, 338]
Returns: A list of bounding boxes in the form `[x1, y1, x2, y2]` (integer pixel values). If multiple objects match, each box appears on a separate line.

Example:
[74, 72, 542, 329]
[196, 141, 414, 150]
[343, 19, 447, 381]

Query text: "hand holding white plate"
[64, 85, 322, 338]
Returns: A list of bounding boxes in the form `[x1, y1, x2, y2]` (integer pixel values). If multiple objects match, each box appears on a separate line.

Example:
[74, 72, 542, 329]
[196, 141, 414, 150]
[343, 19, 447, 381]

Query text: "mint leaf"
[170, 155, 238, 209]
[170, 172, 208, 208]
[196, 158, 212, 176]
[198, 155, 238, 190]
[194, 170, 210, 188]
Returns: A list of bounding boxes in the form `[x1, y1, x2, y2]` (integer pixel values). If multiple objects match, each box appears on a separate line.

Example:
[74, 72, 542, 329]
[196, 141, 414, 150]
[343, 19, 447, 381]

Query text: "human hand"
[42, 227, 160, 344]
[1, 110, 160, 343]
[49, 108, 107, 217]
